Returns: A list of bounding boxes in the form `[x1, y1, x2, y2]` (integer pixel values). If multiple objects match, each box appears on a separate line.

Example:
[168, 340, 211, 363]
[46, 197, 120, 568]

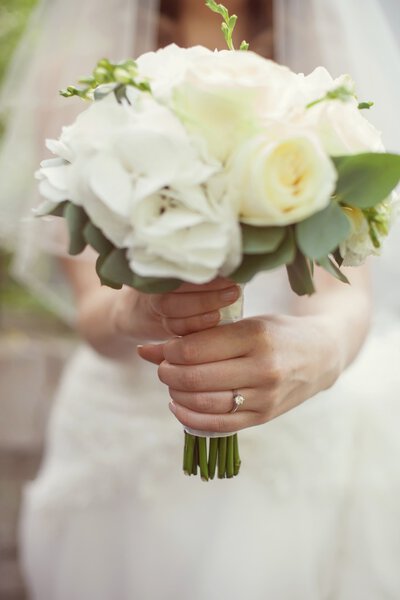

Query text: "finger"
[163, 319, 265, 365]
[169, 387, 255, 415]
[158, 357, 263, 392]
[137, 343, 165, 365]
[169, 401, 260, 434]
[164, 311, 220, 336]
[150, 285, 240, 318]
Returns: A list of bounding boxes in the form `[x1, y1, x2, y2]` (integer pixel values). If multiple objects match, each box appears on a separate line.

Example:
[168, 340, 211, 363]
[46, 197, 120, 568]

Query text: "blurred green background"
[0, 0, 67, 331]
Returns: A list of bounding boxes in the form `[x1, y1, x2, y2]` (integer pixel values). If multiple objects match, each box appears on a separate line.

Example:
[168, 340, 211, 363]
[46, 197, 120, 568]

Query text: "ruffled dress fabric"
[20, 269, 400, 600]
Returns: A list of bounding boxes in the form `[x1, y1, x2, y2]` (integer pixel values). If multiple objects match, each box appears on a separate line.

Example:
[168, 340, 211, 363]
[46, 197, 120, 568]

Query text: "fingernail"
[137, 345, 144, 349]
[202, 311, 220, 323]
[220, 287, 239, 302]
[169, 401, 177, 414]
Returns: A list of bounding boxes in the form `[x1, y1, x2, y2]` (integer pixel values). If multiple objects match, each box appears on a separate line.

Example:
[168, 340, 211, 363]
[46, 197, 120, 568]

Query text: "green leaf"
[296, 202, 351, 260]
[317, 256, 350, 284]
[333, 153, 400, 209]
[231, 229, 296, 283]
[96, 253, 123, 289]
[100, 249, 182, 293]
[83, 222, 114, 256]
[63, 203, 88, 256]
[241, 224, 285, 255]
[286, 249, 316, 296]
[99, 249, 134, 286]
[358, 101, 374, 110]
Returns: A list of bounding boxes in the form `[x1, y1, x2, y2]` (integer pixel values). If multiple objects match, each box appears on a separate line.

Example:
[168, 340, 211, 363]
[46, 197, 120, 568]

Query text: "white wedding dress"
[19, 262, 400, 600]
[1, 0, 399, 598]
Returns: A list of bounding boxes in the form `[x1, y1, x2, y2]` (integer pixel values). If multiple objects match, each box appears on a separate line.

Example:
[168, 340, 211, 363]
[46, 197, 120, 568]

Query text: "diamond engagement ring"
[230, 390, 245, 413]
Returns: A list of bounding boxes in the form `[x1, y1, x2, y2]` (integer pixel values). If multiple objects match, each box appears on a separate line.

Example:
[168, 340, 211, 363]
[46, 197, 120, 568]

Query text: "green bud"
[114, 68, 131, 84]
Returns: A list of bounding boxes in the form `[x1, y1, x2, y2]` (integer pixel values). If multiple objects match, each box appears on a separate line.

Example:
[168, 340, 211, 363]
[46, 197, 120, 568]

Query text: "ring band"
[230, 390, 245, 414]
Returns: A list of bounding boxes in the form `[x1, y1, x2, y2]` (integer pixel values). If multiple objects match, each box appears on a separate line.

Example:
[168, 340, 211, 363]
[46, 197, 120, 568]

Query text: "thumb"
[137, 342, 166, 365]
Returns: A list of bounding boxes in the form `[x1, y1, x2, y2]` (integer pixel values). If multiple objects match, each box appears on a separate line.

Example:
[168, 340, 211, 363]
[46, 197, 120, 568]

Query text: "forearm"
[61, 257, 166, 360]
[76, 286, 138, 360]
[62, 258, 239, 361]
[291, 265, 372, 375]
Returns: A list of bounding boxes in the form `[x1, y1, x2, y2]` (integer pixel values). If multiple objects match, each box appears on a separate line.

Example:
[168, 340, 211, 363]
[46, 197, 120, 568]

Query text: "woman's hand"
[62, 256, 241, 358]
[138, 314, 341, 432]
[112, 278, 241, 343]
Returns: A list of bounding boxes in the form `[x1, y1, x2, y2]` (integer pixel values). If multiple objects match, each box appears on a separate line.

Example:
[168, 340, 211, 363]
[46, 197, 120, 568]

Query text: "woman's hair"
[160, 0, 181, 20]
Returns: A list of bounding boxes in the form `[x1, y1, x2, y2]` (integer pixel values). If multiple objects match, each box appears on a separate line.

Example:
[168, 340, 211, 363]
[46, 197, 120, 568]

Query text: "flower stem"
[226, 435, 234, 478]
[233, 433, 241, 476]
[183, 432, 189, 474]
[218, 437, 227, 479]
[208, 438, 218, 479]
[198, 437, 209, 481]
[184, 433, 196, 475]
[192, 437, 199, 476]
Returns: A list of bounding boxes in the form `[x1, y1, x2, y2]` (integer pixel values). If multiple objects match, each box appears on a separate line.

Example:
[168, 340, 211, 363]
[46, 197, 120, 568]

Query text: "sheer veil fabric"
[275, 0, 400, 314]
[0, 0, 159, 321]
[0, 0, 399, 319]
[1, 2, 400, 599]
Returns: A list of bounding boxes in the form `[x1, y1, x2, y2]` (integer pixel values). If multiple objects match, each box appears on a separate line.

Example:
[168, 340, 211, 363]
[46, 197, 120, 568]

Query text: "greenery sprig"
[363, 203, 391, 248]
[60, 58, 151, 103]
[306, 83, 374, 112]
[306, 84, 356, 109]
[205, 0, 249, 51]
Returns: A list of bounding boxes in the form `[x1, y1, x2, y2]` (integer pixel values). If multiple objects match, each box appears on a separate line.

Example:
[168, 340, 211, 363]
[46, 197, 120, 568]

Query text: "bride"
[1, 0, 400, 598]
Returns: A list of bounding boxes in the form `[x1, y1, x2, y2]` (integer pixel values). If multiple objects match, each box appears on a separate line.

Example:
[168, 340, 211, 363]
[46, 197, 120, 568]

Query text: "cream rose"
[228, 131, 337, 226]
[304, 101, 384, 156]
[136, 44, 212, 103]
[296, 68, 384, 155]
[173, 50, 301, 162]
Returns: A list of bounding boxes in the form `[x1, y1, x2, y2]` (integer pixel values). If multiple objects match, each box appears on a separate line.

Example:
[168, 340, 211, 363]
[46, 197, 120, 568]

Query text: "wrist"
[309, 314, 347, 389]
[77, 287, 137, 359]
[111, 288, 169, 344]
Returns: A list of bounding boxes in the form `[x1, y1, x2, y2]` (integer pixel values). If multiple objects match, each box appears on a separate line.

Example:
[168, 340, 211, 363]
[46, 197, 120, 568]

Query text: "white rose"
[295, 68, 384, 155]
[136, 44, 212, 103]
[304, 101, 384, 156]
[227, 130, 337, 226]
[300, 68, 356, 106]
[126, 184, 241, 284]
[173, 50, 301, 162]
[37, 93, 220, 248]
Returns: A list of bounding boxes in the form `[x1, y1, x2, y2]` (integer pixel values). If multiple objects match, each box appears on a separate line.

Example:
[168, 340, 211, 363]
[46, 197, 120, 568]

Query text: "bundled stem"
[183, 433, 241, 481]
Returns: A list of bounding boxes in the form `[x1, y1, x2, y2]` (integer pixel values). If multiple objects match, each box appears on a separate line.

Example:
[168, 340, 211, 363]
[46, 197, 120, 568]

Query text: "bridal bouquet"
[36, 1, 400, 480]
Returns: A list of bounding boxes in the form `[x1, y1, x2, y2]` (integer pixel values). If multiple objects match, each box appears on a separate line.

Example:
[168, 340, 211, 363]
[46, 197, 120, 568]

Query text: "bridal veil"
[0, 0, 399, 320]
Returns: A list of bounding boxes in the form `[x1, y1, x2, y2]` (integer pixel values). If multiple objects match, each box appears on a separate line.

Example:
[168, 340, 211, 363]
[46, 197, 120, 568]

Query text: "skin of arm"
[61, 256, 242, 360]
[138, 265, 372, 432]
[62, 0, 372, 428]
[64, 252, 372, 433]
